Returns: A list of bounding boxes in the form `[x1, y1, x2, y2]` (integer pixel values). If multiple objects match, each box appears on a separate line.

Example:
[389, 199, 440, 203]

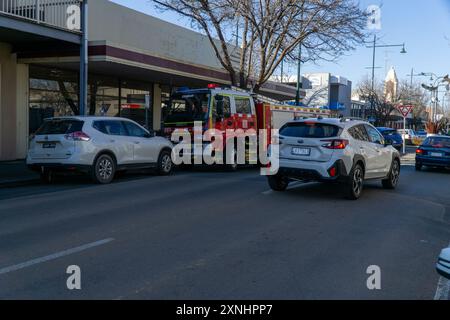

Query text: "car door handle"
[110, 140, 115, 143]
[134, 141, 141, 145]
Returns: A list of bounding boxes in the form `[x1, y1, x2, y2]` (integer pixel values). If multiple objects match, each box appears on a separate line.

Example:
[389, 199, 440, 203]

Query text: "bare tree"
[152, 0, 367, 92]
[356, 78, 430, 127]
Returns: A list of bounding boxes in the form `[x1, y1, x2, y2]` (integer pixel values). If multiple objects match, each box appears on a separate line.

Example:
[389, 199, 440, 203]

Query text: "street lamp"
[365, 35, 407, 120]
[421, 75, 449, 122]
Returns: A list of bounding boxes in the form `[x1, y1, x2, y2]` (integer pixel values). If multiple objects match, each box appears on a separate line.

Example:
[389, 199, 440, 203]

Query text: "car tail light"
[321, 139, 349, 150]
[416, 148, 423, 155]
[65, 131, 91, 141]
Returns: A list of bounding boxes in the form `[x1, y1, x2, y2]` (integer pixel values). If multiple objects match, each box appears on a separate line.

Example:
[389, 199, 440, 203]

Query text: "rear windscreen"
[36, 120, 84, 135]
[280, 122, 341, 138]
[381, 130, 397, 136]
[423, 137, 450, 148]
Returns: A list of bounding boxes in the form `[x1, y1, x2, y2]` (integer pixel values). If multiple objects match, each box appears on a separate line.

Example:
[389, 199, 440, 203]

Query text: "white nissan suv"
[27, 117, 174, 184]
[268, 118, 401, 200]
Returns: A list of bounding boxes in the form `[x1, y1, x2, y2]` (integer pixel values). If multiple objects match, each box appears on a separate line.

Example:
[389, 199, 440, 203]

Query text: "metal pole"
[295, 44, 302, 106]
[370, 34, 376, 121]
[403, 116, 406, 154]
[79, 0, 88, 116]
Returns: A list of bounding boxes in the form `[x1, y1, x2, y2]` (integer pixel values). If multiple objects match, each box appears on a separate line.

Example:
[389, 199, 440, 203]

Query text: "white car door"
[364, 124, 391, 176]
[95, 120, 134, 165]
[122, 121, 160, 164]
[349, 124, 378, 178]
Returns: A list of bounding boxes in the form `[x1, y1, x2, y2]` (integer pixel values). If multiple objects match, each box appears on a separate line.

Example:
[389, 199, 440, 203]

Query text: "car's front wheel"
[345, 163, 364, 200]
[268, 174, 289, 192]
[157, 149, 173, 175]
[382, 159, 400, 189]
[91, 154, 116, 184]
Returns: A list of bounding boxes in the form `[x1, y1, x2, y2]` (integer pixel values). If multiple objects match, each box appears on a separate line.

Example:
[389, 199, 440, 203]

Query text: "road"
[0, 163, 449, 300]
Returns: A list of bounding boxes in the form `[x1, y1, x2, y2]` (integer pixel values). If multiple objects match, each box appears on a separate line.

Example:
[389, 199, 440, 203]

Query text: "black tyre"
[91, 154, 116, 184]
[345, 163, 364, 200]
[382, 159, 400, 189]
[40, 169, 55, 184]
[157, 149, 173, 175]
[415, 163, 422, 171]
[268, 174, 289, 192]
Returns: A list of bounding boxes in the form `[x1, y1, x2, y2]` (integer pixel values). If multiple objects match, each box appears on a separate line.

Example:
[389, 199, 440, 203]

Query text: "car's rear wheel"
[268, 174, 289, 192]
[415, 163, 422, 171]
[91, 154, 116, 184]
[345, 163, 364, 200]
[157, 149, 173, 175]
[382, 159, 400, 189]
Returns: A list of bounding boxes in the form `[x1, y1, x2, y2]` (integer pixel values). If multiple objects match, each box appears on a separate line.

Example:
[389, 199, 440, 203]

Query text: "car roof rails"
[339, 117, 364, 123]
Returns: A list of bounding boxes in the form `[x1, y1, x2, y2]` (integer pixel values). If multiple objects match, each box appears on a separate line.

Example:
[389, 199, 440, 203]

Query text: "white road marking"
[434, 242, 450, 300]
[0, 238, 114, 276]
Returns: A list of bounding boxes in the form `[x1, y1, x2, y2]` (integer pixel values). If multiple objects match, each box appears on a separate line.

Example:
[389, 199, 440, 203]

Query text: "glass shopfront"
[29, 65, 153, 134]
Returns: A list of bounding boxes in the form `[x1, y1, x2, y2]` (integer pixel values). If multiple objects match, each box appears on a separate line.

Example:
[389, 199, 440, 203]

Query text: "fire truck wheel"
[268, 174, 289, 191]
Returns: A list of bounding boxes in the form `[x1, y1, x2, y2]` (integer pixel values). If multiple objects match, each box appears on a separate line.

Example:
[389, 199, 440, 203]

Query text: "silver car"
[27, 117, 174, 184]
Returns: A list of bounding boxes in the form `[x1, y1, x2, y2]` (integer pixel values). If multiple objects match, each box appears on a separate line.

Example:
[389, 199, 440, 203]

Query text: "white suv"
[27, 117, 174, 184]
[268, 118, 401, 200]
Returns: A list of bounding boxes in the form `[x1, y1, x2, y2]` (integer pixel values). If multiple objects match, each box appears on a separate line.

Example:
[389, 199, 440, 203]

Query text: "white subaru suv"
[268, 118, 401, 200]
[27, 117, 174, 184]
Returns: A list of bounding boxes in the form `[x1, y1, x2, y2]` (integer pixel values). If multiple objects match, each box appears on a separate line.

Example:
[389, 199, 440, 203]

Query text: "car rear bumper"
[28, 163, 92, 173]
[277, 159, 349, 183]
[416, 156, 450, 167]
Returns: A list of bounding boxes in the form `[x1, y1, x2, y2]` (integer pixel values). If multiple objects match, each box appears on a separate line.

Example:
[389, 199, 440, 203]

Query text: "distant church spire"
[384, 66, 398, 103]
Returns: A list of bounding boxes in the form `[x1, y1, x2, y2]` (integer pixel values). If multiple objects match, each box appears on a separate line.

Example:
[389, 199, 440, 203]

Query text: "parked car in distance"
[415, 135, 450, 171]
[398, 129, 417, 145]
[267, 118, 401, 200]
[27, 117, 174, 184]
[376, 127, 403, 151]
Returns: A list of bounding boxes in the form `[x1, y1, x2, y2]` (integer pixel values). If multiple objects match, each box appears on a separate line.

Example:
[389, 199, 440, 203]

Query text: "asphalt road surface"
[0, 163, 449, 300]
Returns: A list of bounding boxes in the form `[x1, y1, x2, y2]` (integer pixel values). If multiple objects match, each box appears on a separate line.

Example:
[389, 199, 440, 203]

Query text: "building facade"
[0, 0, 299, 161]
[302, 73, 352, 116]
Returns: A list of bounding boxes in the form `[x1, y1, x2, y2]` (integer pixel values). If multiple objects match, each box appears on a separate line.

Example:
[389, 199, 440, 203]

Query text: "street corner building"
[0, 0, 300, 161]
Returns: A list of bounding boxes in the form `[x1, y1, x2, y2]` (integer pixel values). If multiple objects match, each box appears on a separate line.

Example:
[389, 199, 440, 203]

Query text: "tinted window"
[123, 121, 149, 138]
[348, 125, 369, 141]
[212, 95, 231, 118]
[235, 97, 252, 114]
[423, 137, 450, 148]
[380, 129, 397, 136]
[365, 125, 384, 144]
[36, 120, 84, 135]
[280, 122, 341, 138]
[93, 120, 127, 136]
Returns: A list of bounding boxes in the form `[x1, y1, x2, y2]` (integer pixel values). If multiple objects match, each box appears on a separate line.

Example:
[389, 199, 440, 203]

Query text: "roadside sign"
[397, 105, 414, 118]
[396, 105, 414, 155]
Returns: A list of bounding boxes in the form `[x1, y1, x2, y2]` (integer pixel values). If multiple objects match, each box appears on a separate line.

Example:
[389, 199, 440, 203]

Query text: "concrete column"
[16, 63, 29, 159]
[0, 43, 17, 161]
[153, 83, 162, 131]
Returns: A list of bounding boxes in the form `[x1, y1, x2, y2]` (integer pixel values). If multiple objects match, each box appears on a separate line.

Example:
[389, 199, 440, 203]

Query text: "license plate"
[42, 143, 56, 149]
[430, 152, 443, 157]
[292, 147, 311, 156]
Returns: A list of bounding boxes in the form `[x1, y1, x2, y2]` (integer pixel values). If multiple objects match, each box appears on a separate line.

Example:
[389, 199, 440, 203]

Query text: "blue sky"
[110, 0, 450, 87]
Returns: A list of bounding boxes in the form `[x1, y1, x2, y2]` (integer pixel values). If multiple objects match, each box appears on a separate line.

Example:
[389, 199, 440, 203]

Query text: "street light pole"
[79, 0, 88, 116]
[366, 36, 407, 122]
[295, 44, 302, 106]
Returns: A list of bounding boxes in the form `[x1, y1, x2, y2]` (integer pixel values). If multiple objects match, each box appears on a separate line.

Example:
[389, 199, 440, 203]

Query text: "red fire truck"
[163, 84, 331, 168]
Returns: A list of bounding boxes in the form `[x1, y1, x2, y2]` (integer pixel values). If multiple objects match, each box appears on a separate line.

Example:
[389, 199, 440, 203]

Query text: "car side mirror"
[437, 248, 450, 280]
[144, 131, 155, 138]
